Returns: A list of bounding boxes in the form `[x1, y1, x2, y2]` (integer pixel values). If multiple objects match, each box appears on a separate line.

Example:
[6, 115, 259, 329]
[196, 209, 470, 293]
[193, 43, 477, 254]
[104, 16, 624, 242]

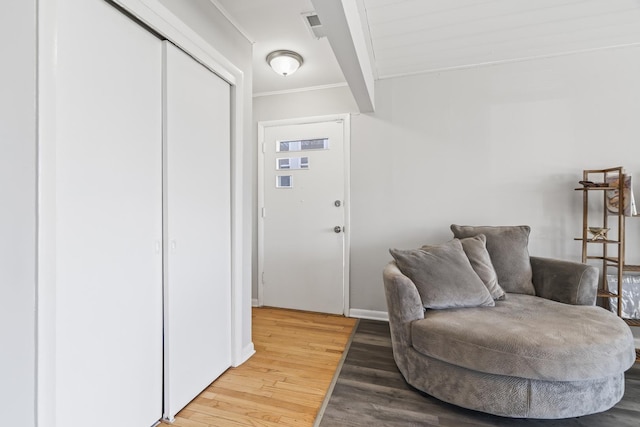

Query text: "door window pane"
[276, 157, 309, 170]
[276, 175, 292, 188]
[278, 138, 329, 152]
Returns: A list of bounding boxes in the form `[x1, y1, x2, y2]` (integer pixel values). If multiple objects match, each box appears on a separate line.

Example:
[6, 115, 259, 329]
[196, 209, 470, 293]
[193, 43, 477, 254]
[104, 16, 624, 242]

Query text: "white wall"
[254, 46, 640, 315]
[0, 1, 36, 425]
[253, 85, 358, 121]
[350, 46, 640, 312]
[158, 0, 254, 354]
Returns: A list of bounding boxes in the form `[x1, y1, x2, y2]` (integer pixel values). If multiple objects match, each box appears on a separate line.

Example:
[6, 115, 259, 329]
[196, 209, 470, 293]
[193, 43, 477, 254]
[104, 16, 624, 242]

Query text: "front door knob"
[334, 226, 342, 233]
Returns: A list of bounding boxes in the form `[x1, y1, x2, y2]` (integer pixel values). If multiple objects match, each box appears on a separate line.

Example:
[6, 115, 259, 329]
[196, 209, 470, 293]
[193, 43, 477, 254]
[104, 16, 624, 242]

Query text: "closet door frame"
[37, 1, 251, 425]
[105, 0, 251, 367]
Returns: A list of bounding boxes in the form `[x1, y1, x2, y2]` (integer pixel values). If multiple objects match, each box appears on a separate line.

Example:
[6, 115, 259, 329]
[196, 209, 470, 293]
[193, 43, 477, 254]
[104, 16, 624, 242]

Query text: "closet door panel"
[55, 0, 163, 426]
[163, 42, 232, 419]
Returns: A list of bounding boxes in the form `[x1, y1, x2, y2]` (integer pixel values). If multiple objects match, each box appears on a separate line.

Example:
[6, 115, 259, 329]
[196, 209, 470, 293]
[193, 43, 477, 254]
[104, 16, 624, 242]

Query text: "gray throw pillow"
[450, 225, 535, 295]
[457, 235, 505, 300]
[390, 239, 495, 309]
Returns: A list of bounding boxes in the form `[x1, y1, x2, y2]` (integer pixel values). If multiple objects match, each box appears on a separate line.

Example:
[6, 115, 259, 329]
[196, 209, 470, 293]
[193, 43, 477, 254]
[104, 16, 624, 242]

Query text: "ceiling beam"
[311, 0, 375, 112]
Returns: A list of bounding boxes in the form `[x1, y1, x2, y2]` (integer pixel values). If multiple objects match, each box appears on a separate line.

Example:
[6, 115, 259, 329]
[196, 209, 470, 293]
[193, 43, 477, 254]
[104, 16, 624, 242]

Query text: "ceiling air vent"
[302, 12, 326, 39]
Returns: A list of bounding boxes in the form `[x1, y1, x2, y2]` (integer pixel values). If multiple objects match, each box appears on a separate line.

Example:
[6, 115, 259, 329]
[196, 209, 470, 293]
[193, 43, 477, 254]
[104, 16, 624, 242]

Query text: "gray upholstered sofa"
[384, 225, 636, 419]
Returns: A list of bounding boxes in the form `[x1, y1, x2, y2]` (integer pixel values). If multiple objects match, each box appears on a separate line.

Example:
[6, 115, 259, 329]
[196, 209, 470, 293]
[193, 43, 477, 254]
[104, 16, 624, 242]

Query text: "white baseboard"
[252, 298, 259, 307]
[348, 309, 388, 321]
[234, 342, 255, 367]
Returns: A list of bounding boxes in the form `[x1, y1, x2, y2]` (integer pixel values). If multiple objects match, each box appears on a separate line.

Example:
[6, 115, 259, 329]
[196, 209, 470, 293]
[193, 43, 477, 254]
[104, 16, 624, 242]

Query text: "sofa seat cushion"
[411, 294, 635, 382]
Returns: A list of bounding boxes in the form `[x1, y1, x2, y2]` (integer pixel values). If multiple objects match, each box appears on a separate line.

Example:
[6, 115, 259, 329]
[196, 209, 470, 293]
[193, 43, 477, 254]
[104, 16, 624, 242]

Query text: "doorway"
[258, 115, 350, 315]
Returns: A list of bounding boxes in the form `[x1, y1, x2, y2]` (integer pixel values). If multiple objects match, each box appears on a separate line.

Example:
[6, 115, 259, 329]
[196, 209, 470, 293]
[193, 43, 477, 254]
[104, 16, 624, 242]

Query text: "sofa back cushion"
[390, 239, 494, 309]
[451, 224, 535, 295]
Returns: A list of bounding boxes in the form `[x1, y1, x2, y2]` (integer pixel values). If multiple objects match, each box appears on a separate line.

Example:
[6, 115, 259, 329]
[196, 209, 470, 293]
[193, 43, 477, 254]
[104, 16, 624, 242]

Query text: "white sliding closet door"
[55, 0, 163, 426]
[163, 42, 232, 420]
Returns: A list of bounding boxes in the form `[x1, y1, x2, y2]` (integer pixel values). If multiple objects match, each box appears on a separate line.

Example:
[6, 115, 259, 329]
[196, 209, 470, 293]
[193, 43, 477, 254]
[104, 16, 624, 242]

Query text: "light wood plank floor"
[163, 307, 357, 427]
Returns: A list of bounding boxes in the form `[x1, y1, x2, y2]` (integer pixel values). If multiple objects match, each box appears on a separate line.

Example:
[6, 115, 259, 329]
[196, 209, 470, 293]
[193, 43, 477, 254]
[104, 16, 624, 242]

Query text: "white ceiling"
[214, 0, 347, 95]
[366, 0, 640, 78]
[215, 0, 640, 95]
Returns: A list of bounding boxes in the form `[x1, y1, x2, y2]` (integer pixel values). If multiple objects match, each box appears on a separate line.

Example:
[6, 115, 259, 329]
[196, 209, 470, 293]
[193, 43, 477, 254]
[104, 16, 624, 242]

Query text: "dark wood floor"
[318, 320, 640, 427]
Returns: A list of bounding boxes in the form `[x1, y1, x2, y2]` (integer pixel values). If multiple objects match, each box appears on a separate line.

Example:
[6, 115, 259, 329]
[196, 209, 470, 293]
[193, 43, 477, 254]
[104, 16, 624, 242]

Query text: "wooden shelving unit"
[576, 167, 640, 361]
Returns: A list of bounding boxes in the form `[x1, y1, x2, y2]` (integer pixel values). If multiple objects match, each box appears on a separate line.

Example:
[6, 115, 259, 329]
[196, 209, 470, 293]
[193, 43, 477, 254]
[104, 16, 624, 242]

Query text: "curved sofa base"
[399, 347, 625, 419]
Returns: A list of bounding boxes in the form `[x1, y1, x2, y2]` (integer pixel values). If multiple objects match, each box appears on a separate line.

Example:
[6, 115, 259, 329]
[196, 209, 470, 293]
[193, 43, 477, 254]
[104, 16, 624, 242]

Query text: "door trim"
[257, 114, 351, 316]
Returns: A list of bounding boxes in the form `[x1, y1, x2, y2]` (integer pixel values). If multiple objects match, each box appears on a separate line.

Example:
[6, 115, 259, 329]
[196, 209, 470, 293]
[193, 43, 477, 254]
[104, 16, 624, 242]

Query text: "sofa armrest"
[383, 261, 424, 368]
[530, 256, 598, 306]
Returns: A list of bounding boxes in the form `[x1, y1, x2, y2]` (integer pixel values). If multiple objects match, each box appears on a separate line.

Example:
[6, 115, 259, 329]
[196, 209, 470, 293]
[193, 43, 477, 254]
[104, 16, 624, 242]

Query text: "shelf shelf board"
[597, 289, 618, 298]
[573, 238, 621, 244]
[623, 318, 640, 327]
[587, 256, 619, 263]
[574, 186, 617, 191]
[603, 264, 640, 271]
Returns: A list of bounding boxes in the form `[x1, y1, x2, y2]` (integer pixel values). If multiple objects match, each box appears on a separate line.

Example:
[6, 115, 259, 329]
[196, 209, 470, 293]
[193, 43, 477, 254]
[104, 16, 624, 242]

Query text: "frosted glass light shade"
[267, 50, 303, 76]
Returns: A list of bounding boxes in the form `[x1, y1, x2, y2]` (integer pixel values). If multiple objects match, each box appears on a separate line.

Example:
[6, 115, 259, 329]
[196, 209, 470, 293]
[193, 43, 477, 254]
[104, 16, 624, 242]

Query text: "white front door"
[259, 116, 349, 315]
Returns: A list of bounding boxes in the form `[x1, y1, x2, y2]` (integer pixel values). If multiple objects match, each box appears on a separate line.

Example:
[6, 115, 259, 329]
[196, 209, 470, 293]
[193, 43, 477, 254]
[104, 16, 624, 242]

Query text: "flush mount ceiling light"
[266, 50, 303, 77]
